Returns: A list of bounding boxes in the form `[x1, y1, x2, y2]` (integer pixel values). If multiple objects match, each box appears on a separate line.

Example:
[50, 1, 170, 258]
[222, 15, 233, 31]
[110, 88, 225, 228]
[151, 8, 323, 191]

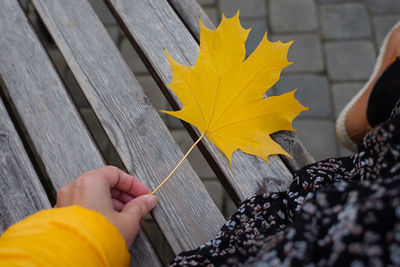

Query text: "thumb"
[112, 195, 158, 248]
[122, 194, 158, 221]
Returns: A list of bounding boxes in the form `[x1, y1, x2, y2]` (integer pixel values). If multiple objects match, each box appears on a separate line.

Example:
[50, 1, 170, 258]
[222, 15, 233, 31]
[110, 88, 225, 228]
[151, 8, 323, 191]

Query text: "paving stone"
[18, 0, 29, 11]
[318, 0, 342, 3]
[120, 38, 148, 75]
[171, 129, 216, 178]
[293, 119, 337, 160]
[163, 103, 184, 130]
[269, 0, 318, 33]
[219, 0, 267, 18]
[47, 48, 67, 74]
[367, 0, 400, 15]
[165, 110, 186, 130]
[331, 82, 364, 118]
[224, 194, 238, 218]
[203, 179, 224, 209]
[26, 2, 35, 13]
[265, 86, 275, 97]
[136, 75, 168, 110]
[142, 220, 174, 264]
[372, 16, 400, 48]
[325, 41, 376, 81]
[88, 0, 117, 26]
[241, 19, 268, 56]
[274, 74, 331, 119]
[203, 6, 220, 26]
[271, 34, 324, 73]
[64, 69, 90, 108]
[338, 143, 354, 157]
[80, 107, 109, 152]
[106, 26, 121, 44]
[103, 143, 125, 169]
[320, 4, 371, 40]
[197, 0, 215, 5]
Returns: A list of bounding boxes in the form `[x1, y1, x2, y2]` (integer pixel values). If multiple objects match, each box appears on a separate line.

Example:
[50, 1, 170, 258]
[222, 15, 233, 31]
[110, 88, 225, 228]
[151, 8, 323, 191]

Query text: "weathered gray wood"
[168, 0, 316, 172]
[168, 0, 215, 40]
[105, 0, 294, 204]
[129, 233, 161, 266]
[0, 1, 161, 266]
[0, 98, 51, 233]
[271, 131, 315, 172]
[31, 0, 225, 253]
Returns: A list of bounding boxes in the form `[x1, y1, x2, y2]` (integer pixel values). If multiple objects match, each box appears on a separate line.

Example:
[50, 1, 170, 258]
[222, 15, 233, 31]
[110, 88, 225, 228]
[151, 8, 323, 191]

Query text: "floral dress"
[170, 101, 400, 266]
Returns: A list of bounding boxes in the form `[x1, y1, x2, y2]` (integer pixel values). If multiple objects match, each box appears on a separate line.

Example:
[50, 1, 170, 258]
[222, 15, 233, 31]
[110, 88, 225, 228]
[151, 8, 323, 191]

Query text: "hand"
[55, 166, 157, 248]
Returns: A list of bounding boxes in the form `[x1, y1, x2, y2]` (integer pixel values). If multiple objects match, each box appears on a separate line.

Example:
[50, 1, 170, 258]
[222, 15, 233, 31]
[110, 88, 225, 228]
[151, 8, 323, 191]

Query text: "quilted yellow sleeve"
[0, 205, 130, 267]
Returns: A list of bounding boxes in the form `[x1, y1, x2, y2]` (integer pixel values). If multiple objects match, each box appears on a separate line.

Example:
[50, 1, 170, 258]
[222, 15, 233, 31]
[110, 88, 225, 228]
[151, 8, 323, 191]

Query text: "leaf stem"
[151, 132, 207, 195]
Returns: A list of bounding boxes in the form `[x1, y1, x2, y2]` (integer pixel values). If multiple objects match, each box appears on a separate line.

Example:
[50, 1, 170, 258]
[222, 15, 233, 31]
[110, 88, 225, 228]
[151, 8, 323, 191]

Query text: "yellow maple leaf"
[163, 12, 308, 165]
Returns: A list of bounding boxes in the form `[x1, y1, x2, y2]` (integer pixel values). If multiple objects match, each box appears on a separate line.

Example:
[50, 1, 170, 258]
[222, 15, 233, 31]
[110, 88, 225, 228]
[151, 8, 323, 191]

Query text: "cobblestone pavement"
[17, 0, 400, 263]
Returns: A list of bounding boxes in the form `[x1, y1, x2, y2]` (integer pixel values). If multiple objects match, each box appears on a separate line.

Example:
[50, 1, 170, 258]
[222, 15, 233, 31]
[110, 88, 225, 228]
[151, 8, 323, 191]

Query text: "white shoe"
[336, 20, 400, 152]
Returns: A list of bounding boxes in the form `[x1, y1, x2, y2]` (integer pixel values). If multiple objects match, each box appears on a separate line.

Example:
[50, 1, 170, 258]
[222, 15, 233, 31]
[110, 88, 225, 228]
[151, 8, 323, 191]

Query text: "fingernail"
[144, 195, 158, 208]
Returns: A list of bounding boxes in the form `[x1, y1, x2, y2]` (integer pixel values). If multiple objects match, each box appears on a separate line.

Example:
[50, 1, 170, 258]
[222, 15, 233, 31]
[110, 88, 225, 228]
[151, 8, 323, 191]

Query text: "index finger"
[95, 166, 150, 197]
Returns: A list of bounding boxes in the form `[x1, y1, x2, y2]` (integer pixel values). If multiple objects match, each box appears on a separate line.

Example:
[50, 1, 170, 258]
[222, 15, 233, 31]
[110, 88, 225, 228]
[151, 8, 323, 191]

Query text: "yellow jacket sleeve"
[0, 205, 130, 267]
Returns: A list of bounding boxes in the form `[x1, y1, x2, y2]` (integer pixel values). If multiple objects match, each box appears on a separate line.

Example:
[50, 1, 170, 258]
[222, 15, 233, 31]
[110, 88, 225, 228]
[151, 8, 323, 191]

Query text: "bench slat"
[167, 0, 316, 172]
[105, 0, 294, 204]
[0, 98, 51, 232]
[270, 131, 315, 171]
[168, 0, 215, 40]
[0, 1, 161, 265]
[31, 0, 225, 253]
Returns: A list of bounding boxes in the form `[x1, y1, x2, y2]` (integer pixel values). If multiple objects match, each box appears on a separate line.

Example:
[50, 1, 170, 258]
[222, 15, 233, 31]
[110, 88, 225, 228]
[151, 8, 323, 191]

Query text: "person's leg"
[337, 22, 400, 151]
[367, 57, 400, 127]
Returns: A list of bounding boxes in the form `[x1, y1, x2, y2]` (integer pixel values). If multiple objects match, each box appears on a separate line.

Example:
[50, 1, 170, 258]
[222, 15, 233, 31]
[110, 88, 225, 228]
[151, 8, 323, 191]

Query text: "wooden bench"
[0, 0, 314, 265]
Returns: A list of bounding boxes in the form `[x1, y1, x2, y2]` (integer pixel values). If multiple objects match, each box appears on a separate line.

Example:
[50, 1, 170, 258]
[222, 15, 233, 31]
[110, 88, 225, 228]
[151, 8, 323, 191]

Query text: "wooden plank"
[31, 0, 225, 253]
[0, 97, 51, 233]
[168, 0, 316, 172]
[271, 131, 315, 172]
[104, 0, 294, 203]
[0, 1, 162, 266]
[168, 0, 215, 40]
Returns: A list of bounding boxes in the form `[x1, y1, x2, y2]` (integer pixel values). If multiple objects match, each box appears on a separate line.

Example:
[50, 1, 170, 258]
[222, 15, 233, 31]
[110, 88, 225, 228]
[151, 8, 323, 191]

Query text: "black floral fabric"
[170, 100, 400, 266]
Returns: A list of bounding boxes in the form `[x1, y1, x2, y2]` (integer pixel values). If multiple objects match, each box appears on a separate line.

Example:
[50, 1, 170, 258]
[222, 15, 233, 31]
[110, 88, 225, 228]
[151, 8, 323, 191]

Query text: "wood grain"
[0, 1, 161, 265]
[0, 98, 51, 233]
[271, 131, 315, 172]
[105, 0, 294, 204]
[168, 0, 215, 40]
[168, 0, 316, 172]
[31, 0, 225, 253]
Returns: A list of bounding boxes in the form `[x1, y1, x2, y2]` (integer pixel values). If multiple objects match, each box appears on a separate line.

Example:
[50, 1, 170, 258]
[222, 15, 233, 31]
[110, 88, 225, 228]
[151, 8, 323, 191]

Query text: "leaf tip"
[164, 49, 172, 59]
[283, 153, 293, 160]
[228, 153, 234, 166]
[199, 15, 205, 28]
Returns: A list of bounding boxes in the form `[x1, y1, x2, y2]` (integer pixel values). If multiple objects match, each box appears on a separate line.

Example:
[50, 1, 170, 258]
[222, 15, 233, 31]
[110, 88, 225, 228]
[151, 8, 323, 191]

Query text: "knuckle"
[103, 165, 120, 176]
[56, 186, 68, 202]
[105, 165, 118, 171]
[57, 186, 67, 196]
[75, 175, 94, 189]
[82, 169, 98, 177]
[139, 203, 149, 216]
